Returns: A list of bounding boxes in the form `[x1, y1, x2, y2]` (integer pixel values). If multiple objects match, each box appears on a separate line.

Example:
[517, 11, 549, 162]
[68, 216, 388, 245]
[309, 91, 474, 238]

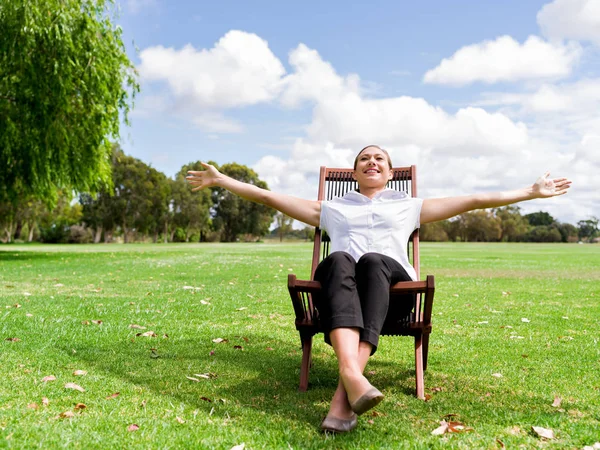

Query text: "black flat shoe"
[349, 387, 384, 415]
[320, 413, 358, 434]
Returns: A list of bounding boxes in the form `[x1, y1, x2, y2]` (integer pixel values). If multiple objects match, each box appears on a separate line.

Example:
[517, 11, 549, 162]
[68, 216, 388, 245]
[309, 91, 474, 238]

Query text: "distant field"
[1, 242, 598, 449]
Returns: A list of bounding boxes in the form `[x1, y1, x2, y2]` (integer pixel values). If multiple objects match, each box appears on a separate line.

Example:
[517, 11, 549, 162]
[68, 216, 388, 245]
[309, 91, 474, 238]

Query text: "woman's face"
[352, 147, 393, 188]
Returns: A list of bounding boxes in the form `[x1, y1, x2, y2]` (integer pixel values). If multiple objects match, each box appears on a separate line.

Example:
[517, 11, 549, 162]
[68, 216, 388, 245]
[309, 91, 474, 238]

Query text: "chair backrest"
[311, 165, 420, 280]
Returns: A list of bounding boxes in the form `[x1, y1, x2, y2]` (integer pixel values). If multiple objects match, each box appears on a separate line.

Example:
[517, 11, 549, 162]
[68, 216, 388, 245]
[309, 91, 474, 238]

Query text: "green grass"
[0, 242, 599, 449]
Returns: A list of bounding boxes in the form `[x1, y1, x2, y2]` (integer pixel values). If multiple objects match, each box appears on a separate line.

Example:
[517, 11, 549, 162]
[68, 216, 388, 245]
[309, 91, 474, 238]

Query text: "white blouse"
[320, 188, 423, 280]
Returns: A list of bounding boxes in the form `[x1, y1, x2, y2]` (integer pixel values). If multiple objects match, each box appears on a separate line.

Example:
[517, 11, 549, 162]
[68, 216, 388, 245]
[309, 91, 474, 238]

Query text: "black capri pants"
[313, 251, 414, 355]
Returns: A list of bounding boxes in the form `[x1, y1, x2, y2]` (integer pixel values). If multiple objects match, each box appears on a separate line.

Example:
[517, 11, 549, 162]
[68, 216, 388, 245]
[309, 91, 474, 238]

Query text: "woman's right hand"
[186, 162, 222, 191]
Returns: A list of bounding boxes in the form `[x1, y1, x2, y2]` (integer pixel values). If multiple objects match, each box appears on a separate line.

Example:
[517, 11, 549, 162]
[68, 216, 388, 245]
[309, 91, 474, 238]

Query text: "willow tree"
[0, 0, 138, 203]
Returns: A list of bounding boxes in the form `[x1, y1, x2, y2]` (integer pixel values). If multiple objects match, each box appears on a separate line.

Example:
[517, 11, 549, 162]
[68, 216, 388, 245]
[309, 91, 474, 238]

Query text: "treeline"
[0, 147, 275, 244]
[1, 147, 597, 244]
[421, 208, 599, 243]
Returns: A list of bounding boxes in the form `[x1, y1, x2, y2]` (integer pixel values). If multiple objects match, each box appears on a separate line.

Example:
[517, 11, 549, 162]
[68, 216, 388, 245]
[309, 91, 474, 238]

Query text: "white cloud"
[135, 29, 596, 223]
[538, 0, 600, 45]
[423, 35, 581, 85]
[138, 30, 286, 110]
[126, 0, 158, 14]
[475, 78, 600, 115]
[192, 113, 244, 133]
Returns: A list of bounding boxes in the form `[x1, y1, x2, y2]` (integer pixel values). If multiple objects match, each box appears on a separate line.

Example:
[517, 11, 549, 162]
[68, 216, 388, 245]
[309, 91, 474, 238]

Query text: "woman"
[186, 145, 571, 433]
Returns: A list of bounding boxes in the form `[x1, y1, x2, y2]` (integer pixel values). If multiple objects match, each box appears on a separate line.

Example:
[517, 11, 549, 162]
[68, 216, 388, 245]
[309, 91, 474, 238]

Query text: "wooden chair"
[287, 165, 435, 399]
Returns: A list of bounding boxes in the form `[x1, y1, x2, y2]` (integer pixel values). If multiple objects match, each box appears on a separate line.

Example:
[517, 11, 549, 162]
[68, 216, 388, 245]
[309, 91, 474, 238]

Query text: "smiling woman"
[185, 144, 571, 434]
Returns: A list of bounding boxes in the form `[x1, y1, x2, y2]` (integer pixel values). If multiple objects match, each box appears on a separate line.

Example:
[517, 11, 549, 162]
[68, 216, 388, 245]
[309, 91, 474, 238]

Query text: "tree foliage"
[210, 163, 276, 242]
[0, 0, 138, 202]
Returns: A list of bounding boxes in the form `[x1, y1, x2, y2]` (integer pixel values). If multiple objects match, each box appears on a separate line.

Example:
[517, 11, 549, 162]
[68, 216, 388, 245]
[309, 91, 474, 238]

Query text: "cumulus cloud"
[139, 31, 285, 109]
[423, 35, 581, 85]
[476, 78, 600, 115]
[538, 0, 600, 45]
[136, 28, 595, 223]
[137, 30, 285, 132]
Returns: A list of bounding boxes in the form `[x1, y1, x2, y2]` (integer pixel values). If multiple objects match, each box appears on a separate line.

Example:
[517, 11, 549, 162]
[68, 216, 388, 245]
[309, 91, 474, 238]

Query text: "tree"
[524, 211, 555, 226]
[523, 226, 562, 243]
[171, 162, 212, 242]
[555, 222, 578, 243]
[494, 206, 529, 242]
[420, 221, 449, 242]
[578, 217, 599, 242]
[0, 0, 138, 203]
[455, 211, 502, 242]
[210, 163, 275, 242]
[274, 212, 294, 242]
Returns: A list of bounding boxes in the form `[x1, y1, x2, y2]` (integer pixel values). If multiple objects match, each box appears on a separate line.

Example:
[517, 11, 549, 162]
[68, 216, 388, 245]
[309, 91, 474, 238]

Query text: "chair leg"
[422, 333, 430, 372]
[415, 334, 425, 400]
[299, 336, 313, 392]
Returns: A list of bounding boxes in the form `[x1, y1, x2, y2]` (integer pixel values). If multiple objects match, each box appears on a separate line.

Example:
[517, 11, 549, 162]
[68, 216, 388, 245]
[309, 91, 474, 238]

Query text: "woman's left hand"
[532, 172, 572, 198]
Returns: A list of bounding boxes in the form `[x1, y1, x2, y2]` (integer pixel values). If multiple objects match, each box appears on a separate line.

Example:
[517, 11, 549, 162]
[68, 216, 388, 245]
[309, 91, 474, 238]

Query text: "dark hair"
[353, 145, 393, 169]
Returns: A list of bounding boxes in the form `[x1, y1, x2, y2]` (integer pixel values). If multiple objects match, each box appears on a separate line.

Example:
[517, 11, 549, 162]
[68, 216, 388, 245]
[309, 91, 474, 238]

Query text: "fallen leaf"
[13, 304, 21, 308]
[235, 307, 247, 311]
[106, 392, 120, 400]
[496, 438, 505, 448]
[26, 313, 33, 317]
[81, 321, 90, 325]
[72, 370, 87, 376]
[209, 350, 215, 356]
[54, 283, 64, 287]
[200, 396, 212, 402]
[59, 411, 75, 419]
[193, 373, 212, 379]
[5, 337, 21, 342]
[129, 324, 146, 329]
[176, 416, 185, 424]
[233, 345, 243, 350]
[212, 338, 228, 343]
[265, 347, 273, 351]
[532, 426, 555, 439]
[65, 382, 85, 392]
[140, 400, 147, 408]
[127, 424, 139, 432]
[478, 321, 489, 324]
[137, 331, 157, 337]
[367, 419, 374, 424]
[521, 318, 530, 323]
[27, 403, 39, 410]
[42, 375, 56, 382]
[447, 421, 474, 433]
[581, 443, 600, 450]
[230, 444, 245, 450]
[42, 397, 49, 406]
[431, 421, 449, 435]
[186, 376, 200, 382]
[552, 396, 562, 407]
[74, 403, 86, 410]
[491, 373, 503, 378]
[23, 292, 32, 296]
[200, 300, 211, 305]
[91, 320, 102, 325]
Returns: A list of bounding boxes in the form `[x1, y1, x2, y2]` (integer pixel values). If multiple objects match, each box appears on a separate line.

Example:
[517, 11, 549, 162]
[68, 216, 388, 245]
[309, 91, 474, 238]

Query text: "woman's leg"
[355, 253, 413, 354]
[314, 252, 369, 419]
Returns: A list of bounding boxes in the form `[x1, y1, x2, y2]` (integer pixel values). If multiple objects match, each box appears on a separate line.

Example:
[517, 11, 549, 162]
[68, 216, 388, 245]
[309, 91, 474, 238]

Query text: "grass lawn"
[1, 242, 599, 449]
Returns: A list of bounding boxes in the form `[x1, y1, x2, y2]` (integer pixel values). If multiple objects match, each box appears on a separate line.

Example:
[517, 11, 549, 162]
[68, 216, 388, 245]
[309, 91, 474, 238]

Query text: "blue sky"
[115, 0, 600, 224]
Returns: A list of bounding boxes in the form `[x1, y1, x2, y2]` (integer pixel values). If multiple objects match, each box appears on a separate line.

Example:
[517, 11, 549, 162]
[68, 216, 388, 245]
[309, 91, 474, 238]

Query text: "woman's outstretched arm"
[186, 162, 321, 227]
[420, 172, 572, 224]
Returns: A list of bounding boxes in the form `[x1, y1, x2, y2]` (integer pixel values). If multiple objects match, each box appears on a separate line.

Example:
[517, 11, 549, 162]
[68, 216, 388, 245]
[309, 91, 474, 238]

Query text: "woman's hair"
[353, 145, 393, 169]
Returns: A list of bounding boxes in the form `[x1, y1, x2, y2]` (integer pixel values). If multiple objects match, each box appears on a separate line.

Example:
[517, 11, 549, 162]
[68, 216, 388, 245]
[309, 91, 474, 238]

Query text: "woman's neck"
[358, 185, 387, 199]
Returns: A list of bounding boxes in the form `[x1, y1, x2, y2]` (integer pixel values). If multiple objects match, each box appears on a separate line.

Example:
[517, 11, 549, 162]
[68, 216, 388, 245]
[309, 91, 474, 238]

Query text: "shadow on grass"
[60, 331, 422, 430]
